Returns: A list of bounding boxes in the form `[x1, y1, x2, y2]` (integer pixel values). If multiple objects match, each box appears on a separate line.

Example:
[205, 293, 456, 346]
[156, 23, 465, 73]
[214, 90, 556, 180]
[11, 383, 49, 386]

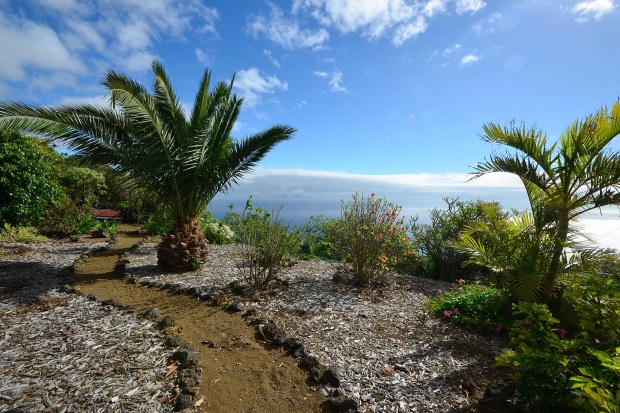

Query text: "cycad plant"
[0, 62, 295, 271]
[471, 100, 620, 294]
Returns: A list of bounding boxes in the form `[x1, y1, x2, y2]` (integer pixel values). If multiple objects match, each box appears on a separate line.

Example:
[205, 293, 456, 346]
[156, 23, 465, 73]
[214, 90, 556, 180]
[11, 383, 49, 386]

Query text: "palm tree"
[0, 62, 295, 271]
[471, 99, 620, 293]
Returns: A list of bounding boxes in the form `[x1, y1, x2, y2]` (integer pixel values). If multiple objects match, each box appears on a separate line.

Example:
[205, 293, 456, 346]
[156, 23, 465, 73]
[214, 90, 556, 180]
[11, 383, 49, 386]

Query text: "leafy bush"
[426, 279, 509, 327]
[37, 197, 92, 237]
[226, 197, 301, 289]
[143, 213, 173, 236]
[495, 303, 573, 409]
[327, 193, 410, 286]
[299, 215, 339, 260]
[0, 224, 49, 243]
[411, 198, 504, 281]
[569, 347, 620, 413]
[0, 131, 65, 227]
[201, 219, 235, 245]
[95, 220, 118, 236]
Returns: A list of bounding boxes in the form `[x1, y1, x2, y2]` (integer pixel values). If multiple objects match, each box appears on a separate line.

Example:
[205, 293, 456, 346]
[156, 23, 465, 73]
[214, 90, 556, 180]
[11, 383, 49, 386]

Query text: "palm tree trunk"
[546, 208, 569, 294]
[157, 219, 208, 271]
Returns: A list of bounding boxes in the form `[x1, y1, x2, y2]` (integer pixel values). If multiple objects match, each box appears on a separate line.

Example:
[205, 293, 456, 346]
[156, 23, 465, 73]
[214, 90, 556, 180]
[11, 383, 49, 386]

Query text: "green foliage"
[327, 193, 411, 286]
[59, 165, 107, 208]
[494, 303, 572, 409]
[426, 280, 509, 326]
[455, 205, 556, 302]
[226, 198, 301, 289]
[200, 211, 235, 245]
[564, 274, 620, 350]
[144, 214, 173, 236]
[569, 347, 620, 413]
[0, 223, 49, 242]
[0, 61, 295, 239]
[37, 197, 92, 237]
[473, 99, 620, 293]
[411, 198, 505, 281]
[299, 215, 339, 260]
[0, 130, 65, 227]
[95, 220, 118, 236]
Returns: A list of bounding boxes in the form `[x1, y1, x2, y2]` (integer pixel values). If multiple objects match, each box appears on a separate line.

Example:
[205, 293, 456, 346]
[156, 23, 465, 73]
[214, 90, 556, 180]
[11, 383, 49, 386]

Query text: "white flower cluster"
[203, 221, 235, 243]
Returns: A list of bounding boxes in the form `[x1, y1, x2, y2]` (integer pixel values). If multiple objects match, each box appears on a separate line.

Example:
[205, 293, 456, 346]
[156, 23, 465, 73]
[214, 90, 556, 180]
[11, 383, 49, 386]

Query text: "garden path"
[72, 229, 325, 413]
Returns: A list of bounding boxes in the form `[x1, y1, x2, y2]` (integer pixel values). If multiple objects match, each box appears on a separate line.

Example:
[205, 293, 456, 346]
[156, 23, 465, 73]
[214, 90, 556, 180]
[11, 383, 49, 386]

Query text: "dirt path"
[72, 230, 326, 413]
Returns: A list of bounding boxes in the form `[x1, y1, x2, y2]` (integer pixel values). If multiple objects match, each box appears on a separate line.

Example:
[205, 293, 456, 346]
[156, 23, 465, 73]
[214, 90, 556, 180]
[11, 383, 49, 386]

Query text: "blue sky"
[1, 0, 620, 247]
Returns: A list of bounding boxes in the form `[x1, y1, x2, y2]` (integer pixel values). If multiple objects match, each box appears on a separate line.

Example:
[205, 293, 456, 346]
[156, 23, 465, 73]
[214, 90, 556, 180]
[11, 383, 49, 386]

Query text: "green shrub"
[225, 197, 301, 289]
[569, 347, 620, 413]
[200, 211, 235, 245]
[0, 224, 49, 243]
[95, 220, 118, 236]
[327, 193, 410, 286]
[37, 197, 92, 237]
[411, 198, 504, 282]
[494, 303, 573, 409]
[0, 131, 66, 228]
[299, 215, 338, 260]
[143, 214, 173, 236]
[426, 279, 509, 326]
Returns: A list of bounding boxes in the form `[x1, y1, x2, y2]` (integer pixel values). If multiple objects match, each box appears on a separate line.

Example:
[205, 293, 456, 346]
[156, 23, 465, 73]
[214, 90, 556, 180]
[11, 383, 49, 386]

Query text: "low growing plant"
[226, 197, 301, 289]
[569, 347, 620, 413]
[494, 303, 573, 409]
[426, 279, 509, 327]
[299, 215, 338, 260]
[328, 193, 411, 286]
[0, 223, 49, 243]
[200, 211, 235, 245]
[95, 220, 118, 236]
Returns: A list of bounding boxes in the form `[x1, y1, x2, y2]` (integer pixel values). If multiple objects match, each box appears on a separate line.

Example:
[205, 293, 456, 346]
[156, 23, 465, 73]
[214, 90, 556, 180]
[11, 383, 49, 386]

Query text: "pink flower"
[371, 193, 375, 197]
[443, 311, 451, 317]
[377, 234, 383, 240]
[556, 328, 567, 339]
[386, 211, 391, 216]
[415, 239, 419, 244]
[458, 279, 465, 284]
[595, 338, 601, 344]
[371, 210, 375, 214]
[407, 250, 412, 255]
[380, 257, 387, 264]
[523, 317, 530, 324]
[438, 289, 444, 294]
[453, 308, 460, 315]
[378, 218, 383, 222]
[458, 287, 463, 291]
[496, 326, 502, 333]
[454, 291, 459, 296]
[387, 228, 393, 234]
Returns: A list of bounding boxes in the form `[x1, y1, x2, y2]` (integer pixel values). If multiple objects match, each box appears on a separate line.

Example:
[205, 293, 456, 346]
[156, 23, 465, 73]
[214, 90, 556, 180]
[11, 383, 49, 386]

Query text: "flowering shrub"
[495, 303, 573, 410]
[225, 197, 300, 289]
[426, 279, 509, 326]
[327, 193, 410, 286]
[201, 219, 235, 245]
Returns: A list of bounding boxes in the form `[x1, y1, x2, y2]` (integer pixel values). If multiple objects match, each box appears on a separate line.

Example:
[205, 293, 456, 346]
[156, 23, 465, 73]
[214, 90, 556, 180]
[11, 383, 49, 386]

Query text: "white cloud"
[0, 0, 220, 94]
[313, 70, 348, 92]
[471, 12, 502, 35]
[572, 0, 615, 21]
[460, 53, 480, 67]
[247, 4, 329, 50]
[0, 11, 85, 82]
[195, 48, 209, 64]
[442, 43, 462, 56]
[234, 68, 288, 107]
[423, 0, 448, 17]
[293, 0, 428, 45]
[295, 100, 308, 109]
[263, 49, 281, 68]
[455, 0, 487, 14]
[392, 16, 428, 45]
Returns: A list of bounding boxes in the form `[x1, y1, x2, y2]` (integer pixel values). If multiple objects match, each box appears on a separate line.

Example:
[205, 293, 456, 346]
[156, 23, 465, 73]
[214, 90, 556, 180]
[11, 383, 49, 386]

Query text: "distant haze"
[209, 168, 620, 250]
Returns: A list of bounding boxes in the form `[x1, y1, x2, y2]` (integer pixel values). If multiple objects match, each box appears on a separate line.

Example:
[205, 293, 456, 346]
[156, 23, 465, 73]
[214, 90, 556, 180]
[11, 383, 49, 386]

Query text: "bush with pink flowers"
[327, 192, 414, 286]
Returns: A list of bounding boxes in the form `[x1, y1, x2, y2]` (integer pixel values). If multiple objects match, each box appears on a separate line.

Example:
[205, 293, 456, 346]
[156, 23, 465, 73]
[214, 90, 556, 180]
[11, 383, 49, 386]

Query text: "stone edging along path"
[70, 233, 349, 413]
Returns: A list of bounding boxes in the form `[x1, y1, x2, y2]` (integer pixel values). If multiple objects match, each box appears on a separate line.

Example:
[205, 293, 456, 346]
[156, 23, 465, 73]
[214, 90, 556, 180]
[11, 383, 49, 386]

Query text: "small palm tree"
[471, 100, 620, 293]
[0, 62, 295, 271]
